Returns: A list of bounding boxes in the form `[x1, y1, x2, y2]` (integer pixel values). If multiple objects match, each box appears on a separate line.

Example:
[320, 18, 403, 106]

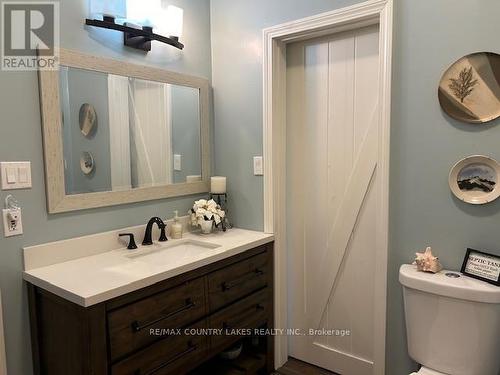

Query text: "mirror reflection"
[79, 103, 97, 137]
[59, 66, 202, 195]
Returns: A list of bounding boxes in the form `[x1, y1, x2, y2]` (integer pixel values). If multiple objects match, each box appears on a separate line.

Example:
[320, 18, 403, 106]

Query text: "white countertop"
[23, 229, 274, 307]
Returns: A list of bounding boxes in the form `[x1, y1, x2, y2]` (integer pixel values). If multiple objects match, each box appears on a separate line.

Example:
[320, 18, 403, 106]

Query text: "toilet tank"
[399, 264, 500, 375]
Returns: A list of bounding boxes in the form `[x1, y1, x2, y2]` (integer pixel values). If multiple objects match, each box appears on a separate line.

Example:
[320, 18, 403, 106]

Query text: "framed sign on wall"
[461, 248, 500, 286]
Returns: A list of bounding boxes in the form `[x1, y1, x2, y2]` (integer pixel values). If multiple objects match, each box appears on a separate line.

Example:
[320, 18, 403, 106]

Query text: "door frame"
[262, 0, 393, 373]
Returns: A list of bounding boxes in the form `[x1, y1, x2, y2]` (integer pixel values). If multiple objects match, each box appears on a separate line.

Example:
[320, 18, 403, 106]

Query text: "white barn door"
[286, 25, 381, 375]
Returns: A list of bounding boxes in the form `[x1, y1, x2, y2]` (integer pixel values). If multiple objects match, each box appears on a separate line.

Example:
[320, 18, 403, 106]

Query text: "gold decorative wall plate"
[439, 52, 500, 123]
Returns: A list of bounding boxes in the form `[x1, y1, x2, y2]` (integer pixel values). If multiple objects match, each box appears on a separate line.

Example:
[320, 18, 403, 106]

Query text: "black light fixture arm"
[85, 16, 184, 51]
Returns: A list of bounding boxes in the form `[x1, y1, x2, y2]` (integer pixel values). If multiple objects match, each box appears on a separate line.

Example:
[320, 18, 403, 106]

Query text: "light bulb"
[89, 0, 127, 19]
[163, 5, 183, 38]
[124, 1, 183, 39]
[125, 0, 160, 26]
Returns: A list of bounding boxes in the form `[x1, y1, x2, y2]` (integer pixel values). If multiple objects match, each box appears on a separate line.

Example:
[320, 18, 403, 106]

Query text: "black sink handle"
[119, 233, 138, 250]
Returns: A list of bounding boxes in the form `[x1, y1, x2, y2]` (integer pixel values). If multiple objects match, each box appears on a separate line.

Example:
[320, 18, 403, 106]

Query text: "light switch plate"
[174, 154, 182, 171]
[253, 156, 263, 176]
[18, 167, 29, 183]
[2, 208, 23, 237]
[1, 162, 31, 190]
[6, 167, 16, 184]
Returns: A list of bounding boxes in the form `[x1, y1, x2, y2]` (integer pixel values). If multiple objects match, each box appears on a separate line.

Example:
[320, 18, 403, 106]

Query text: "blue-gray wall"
[0, 1, 211, 374]
[389, 1, 500, 373]
[210, 0, 500, 374]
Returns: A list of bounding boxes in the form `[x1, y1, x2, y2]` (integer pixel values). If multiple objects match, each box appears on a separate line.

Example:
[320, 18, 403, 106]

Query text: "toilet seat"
[410, 367, 447, 375]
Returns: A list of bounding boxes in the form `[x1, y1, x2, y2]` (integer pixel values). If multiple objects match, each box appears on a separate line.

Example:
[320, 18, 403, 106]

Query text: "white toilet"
[399, 264, 500, 375]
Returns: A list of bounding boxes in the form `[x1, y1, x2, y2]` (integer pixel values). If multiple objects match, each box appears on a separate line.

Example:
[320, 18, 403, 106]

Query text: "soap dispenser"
[171, 210, 183, 239]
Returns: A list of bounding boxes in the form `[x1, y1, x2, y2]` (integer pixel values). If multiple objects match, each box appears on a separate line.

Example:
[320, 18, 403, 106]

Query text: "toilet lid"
[399, 264, 500, 304]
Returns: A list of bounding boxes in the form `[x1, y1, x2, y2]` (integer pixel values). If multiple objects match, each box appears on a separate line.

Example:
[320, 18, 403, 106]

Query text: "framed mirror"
[38, 49, 210, 213]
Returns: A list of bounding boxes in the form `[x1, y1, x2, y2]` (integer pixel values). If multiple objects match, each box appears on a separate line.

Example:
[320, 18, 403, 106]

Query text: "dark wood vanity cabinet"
[28, 243, 274, 375]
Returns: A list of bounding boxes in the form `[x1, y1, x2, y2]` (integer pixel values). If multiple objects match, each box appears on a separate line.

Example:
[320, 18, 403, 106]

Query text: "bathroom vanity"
[28, 47, 276, 374]
[24, 229, 274, 375]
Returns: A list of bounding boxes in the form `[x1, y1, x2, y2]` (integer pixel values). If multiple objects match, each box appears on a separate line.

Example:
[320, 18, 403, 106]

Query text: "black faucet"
[142, 217, 168, 246]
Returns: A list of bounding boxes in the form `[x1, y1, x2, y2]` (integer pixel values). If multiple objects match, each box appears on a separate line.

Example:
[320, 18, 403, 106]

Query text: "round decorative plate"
[449, 155, 500, 204]
[438, 52, 500, 124]
[79, 103, 97, 137]
[80, 152, 95, 175]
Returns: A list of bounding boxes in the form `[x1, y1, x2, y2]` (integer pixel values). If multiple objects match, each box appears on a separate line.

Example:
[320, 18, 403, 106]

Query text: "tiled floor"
[274, 358, 339, 375]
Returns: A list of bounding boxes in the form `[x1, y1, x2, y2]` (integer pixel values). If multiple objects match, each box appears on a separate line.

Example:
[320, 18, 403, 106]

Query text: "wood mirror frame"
[38, 49, 211, 213]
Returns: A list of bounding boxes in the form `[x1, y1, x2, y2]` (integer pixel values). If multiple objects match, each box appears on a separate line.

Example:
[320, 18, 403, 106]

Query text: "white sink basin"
[125, 239, 221, 264]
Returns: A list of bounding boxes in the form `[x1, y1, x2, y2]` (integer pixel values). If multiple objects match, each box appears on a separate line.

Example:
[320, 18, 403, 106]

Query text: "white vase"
[200, 220, 213, 234]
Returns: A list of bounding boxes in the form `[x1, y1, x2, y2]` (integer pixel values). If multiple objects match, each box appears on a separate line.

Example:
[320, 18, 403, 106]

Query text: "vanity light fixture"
[85, 4, 184, 52]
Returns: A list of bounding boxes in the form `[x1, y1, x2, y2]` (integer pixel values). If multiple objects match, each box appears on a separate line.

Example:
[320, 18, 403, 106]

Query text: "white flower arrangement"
[190, 199, 226, 226]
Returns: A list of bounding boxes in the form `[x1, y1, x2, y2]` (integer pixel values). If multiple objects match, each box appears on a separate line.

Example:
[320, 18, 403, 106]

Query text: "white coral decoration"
[413, 247, 443, 273]
[190, 199, 226, 226]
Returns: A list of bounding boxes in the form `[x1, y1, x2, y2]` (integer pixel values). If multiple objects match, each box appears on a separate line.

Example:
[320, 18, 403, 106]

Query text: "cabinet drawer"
[209, 288, 270, 352]
[111, 320, 208, 375]
[208, 250, 268, 311]
[108, 277, 206, 361]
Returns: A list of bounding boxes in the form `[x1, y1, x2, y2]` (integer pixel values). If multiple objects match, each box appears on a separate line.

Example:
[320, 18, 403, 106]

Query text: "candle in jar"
[211, 176, 227, 194]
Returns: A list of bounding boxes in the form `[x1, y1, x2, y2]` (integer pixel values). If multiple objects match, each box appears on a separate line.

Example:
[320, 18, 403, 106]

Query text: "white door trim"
[262, 1, 393, 373]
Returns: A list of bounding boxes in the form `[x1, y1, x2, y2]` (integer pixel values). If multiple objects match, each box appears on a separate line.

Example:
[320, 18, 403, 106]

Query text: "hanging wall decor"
[80, 152, 95, 175]
[439, 52, 500, 123]
[449, 155, 500, 204]
[79, 103, 97, 137]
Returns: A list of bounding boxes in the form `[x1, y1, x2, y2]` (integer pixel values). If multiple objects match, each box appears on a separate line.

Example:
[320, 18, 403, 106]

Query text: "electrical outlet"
[3, 208, 23, 237]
